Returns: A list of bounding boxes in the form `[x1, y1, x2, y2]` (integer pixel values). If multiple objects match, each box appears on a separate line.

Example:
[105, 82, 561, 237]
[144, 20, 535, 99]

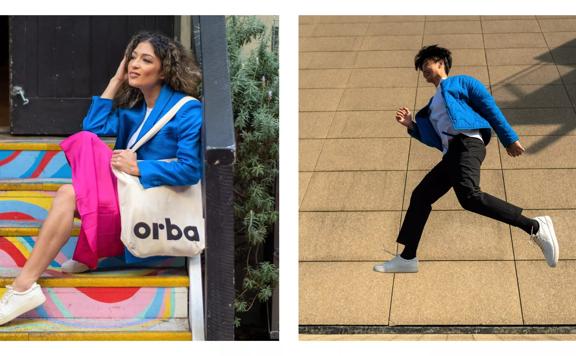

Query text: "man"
[373, 45, 559, 273]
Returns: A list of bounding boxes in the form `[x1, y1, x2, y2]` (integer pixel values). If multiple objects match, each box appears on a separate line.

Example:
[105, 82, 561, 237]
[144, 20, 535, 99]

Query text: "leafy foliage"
[227, 16, 279, 329]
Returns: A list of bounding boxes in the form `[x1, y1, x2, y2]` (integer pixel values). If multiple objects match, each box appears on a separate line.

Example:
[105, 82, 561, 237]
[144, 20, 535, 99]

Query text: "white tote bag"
[113, 96, 205, 258]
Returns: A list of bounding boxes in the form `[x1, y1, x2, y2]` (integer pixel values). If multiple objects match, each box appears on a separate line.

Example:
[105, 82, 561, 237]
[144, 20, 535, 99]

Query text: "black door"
[9, 16, 174, 135]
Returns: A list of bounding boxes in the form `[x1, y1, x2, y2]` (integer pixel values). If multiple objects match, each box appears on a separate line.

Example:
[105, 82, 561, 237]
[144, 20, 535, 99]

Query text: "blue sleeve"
[82, 96, 120, 136]
[137, 101, 203, 189]
[407, 123, 421, 141]
[466, 78, 519, 147]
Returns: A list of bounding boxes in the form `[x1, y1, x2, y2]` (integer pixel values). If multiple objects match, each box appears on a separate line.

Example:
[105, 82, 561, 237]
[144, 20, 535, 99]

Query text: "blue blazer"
[82, 83, 203, 189]
[409, 75, 519, 152]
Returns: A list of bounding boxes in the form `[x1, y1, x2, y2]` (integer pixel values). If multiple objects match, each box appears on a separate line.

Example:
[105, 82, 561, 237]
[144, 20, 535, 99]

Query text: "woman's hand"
[506, 140, 525, 157]
[395, 107, 414, 129]
[111, 149, 140, 176]
[101, 57, 128, 99]
[112, 56, 128, 83]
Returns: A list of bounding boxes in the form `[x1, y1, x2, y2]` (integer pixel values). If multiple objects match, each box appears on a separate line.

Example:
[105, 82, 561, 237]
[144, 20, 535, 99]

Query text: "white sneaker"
[61, 259, 90, 273]
[0, 282, 46, 326]
[373, 255, 419, 273]
[530, 216, 559, 267]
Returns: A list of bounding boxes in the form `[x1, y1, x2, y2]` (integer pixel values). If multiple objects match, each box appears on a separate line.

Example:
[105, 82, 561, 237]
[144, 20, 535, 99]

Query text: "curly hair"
[114, 31, 202, 108]
[414, 45, 452, 75]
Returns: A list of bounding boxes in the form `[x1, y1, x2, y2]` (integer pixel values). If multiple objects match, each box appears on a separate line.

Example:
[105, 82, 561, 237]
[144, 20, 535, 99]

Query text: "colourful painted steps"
[0, 267, 189, 287]
[0, 135, 195, 340]
[0, 318, 191, 340]
[0, 178, 71, 191]
[0, 287, 188, 319]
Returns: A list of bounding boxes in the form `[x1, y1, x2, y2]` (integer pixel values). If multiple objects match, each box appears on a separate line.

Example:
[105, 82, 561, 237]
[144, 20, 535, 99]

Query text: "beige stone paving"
[300, 334, 576, 341]
[299, 15, 576, 329]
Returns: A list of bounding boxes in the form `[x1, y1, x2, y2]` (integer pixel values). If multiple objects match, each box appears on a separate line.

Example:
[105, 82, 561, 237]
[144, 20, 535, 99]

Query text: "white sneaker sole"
[543, 215, 559, 267]
[373, 264, 418, 273]
[0, 291, 46, 326]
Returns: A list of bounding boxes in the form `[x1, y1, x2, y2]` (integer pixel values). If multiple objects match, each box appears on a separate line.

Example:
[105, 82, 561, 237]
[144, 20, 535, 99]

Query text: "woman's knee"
[54, 184, 76, 208]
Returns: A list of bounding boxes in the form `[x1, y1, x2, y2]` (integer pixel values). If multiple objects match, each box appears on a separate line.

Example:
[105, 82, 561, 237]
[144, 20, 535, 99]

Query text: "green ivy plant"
[227, 16, 279, 329]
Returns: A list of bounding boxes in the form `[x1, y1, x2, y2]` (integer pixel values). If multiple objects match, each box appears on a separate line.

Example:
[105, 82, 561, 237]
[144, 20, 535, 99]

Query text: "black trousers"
[397, 134, 524, 250]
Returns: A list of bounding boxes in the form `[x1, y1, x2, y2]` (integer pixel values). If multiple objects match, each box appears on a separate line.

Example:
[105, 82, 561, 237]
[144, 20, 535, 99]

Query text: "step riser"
[0, 236, 185, 269]
[0, 287, 187, 319]
[0, 191, 70, 221]
[0, 150, 71, 180]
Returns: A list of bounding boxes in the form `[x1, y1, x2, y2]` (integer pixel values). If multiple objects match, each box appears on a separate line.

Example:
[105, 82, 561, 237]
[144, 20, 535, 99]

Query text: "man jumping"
[373, 45, 559, 273]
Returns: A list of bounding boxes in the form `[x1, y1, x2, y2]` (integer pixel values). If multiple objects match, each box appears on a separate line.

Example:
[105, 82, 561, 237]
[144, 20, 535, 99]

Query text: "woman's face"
[127, 41, 164, 90]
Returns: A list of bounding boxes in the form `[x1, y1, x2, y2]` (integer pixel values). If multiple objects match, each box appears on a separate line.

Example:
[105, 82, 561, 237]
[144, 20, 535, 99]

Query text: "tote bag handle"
[130, 96, 197, 152]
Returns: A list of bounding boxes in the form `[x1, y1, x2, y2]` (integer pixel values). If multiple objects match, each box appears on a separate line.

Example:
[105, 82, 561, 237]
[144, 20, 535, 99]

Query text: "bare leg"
[11, 184, 77, 292]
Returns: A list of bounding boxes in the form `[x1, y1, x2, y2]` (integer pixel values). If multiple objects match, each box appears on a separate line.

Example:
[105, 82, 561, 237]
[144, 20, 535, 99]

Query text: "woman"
[0, 31, 203, 326]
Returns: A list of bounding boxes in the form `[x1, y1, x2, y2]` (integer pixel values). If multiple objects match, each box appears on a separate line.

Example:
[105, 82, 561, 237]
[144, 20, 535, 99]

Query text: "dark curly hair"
[414, 45, 452, 75]
[114, 31, 202, 108]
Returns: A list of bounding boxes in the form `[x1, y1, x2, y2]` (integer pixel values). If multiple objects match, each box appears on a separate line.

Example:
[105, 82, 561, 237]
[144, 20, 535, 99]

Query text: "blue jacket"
[408, 75, 519, 152]
[82, 83, 203, 189]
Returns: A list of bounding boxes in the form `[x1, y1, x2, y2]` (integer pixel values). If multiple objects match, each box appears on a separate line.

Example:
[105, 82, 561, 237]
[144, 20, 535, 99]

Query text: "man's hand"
[395, 107, 414, 129]
[506, 140, 525, 157]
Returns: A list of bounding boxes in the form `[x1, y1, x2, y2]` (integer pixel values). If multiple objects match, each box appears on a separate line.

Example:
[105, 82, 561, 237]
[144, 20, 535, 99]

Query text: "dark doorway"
[9, 16, 174, 135]
[0, 16, 8, 129]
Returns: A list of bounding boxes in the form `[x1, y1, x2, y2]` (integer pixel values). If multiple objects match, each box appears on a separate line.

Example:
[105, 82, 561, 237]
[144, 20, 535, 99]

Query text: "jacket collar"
[135, 83, 175, 143]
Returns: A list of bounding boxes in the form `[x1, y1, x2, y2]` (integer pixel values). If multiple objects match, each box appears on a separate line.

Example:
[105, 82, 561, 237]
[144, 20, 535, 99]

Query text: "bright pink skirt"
[59, 131, 124, 269]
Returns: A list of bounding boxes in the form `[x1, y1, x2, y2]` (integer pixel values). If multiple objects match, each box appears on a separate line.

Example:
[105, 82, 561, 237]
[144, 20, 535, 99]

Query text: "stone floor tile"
[424, 21, 482, 34]
[354, 51, 416, 68]
[300, 24, 316, 37]
[500, 135, 576, 169]
[327, 111, 407, 138]
[403, 170, 506, 211]
[567, 85, 576, 106]
[502, 108, 576, 136]
[549, 48, 576, 65]
[415, 86, 437, 108]
[366, 22, 424, 36]
[408, 137, 501, 170]
[299, 52, 358, 69]
[422, 34, 484, 49]
[313, 16, 373, 24]
[299, 69, 352, 89]
[488, 65, 561, 86]
[486, 48, 553, 65]
[300, 36, 363, 52]
[300, 89, 344, 111]
[300, 112, 336, 139]
[299, 262, 393, 325]
[538, 19, 576, 33]
[556, 65, 576, 84]
[299, 211, 401, 261]
[484, 33, 547, 48]
[301, 171, 406, 211]
[450, 49, 487, 66]
[481, 16, 536, 21]
[299, 16, 316, 25]
[300, 172, 313, 207]
[389, 261, 523, 325]
[405, 210, 514, 261]
[543, 32, 576, 48]
[348, 68, 418, 88]
[371, 16, 426, 23]
[492, 84, 572, 109]
[426, 16, 481, 22]
[503, 169, 576, 209]
[482, 19, 541, 33]
[419, 66, 488, 85]
[312, 23, 369, 37]
[315, 138, 410, 171]
[511, 209, 576, 260]
[516, 261, 576, 324]
[360, 35, 423, 51]
[300, 333, 576, 341]
[338, 87, 417, 111]
[299, 139, 324, 171]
